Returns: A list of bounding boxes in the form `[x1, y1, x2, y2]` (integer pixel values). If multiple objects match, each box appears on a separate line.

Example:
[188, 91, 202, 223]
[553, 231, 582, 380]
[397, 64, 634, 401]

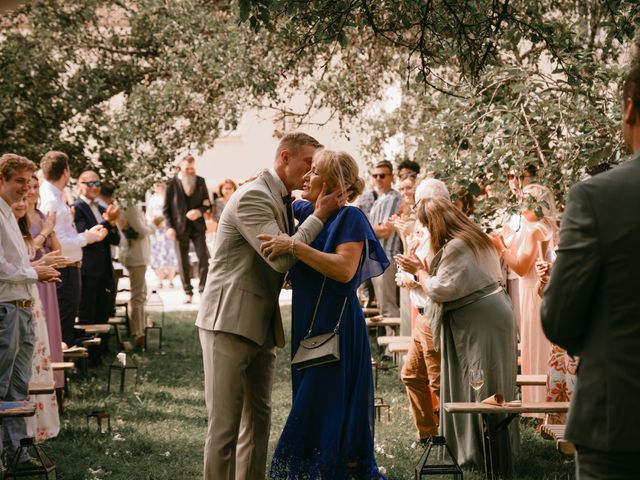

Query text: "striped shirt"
[368, 189, 403, 257]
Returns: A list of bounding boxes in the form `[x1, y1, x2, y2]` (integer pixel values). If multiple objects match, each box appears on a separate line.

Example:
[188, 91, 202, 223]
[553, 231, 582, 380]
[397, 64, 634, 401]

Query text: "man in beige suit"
[196, 132, 341, 479]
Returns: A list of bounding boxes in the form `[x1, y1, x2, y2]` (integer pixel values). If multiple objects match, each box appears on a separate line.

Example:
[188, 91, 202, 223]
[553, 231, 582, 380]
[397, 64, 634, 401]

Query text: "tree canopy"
[1, 0, 639, 213]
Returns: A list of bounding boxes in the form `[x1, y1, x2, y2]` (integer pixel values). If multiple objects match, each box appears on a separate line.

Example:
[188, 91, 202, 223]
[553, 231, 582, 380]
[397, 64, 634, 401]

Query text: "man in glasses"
[40, 151, 108, 347]
[73, 170, 121, 346]
[368, 160, 402, 318]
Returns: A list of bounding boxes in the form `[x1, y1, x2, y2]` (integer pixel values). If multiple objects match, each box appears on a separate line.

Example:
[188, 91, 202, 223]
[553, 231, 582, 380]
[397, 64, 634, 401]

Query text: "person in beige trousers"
[118, 203, 154, 342]
[196, 133, 343, 480]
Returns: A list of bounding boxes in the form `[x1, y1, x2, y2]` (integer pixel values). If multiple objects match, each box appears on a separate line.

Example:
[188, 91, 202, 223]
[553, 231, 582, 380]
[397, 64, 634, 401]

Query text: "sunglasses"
[372, 173, 388, 179]
[507, 173, 530, 182]
[81, 181, 103, 187]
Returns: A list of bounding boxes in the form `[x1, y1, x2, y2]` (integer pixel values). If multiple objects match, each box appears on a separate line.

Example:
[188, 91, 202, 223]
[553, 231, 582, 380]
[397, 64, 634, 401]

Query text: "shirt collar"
[80, 194, 97, 206]
[0, 196, 12, 218]
[269, 168, 289, 197]
[42, 180, 63, 199]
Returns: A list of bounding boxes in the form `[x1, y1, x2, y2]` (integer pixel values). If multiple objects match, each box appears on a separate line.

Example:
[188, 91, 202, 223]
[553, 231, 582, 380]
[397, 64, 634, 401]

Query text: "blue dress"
[270, 203, 389, 480]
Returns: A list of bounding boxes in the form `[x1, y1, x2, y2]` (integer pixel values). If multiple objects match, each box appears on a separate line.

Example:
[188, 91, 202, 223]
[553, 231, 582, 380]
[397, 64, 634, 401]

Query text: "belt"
[65, 261, 82, 268]
[3, 299, 33, 308]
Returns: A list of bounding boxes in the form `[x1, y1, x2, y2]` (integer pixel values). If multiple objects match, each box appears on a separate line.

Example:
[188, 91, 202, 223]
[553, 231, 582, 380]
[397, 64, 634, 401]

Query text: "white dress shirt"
[79, 195, 104, 223]
[40, 180, 87, 262]
[0, 196, 37, 302]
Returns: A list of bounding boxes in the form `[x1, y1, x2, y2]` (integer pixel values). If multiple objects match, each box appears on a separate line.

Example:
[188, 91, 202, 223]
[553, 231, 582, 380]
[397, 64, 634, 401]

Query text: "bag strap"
[303, 247, 366, 339]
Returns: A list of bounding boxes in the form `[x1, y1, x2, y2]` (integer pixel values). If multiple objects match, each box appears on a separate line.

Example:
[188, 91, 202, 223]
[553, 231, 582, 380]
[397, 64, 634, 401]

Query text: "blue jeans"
[0, 303, 35, 461]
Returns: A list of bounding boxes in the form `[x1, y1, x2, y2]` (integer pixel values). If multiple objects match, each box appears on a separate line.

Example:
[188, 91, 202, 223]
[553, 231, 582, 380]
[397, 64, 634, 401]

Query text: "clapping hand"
[535, 260, 551, 283]
[257, 233, 292, 261]
[394, 253, 427, 275]
[38, 250, 70, 268]
[186, 209, 202, 221]
[41, 211, 56, 236]
[104, 204, 120, 224]
[85, 224, 107, 243]
[34, 264, 61, 283]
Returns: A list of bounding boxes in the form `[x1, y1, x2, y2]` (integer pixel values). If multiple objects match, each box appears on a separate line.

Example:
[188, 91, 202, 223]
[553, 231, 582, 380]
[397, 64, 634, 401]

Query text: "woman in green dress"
[396, 197, 518, 477]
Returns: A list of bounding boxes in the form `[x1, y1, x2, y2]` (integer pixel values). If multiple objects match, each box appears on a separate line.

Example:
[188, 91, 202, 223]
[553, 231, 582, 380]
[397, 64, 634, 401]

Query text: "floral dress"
[26, 285, 60, 441]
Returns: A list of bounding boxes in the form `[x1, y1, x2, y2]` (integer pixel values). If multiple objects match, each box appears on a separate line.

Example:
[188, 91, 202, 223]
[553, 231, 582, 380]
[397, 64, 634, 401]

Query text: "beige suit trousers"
[126, 265, 147, 337]
[199, 329, 276, 480]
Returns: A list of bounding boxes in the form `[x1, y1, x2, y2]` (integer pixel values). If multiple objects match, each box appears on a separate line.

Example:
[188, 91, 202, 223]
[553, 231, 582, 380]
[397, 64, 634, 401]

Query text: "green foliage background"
[1, 0, 639, 215]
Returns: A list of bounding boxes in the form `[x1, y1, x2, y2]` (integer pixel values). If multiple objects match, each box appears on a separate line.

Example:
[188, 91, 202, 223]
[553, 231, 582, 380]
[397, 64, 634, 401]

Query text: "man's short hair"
[40, 151, 69, 181]
[624, 62, 640, 115]
[397, 159, 420, 174]
[0, 153, 36, 181]
[275, 132, 323, 159]
[100, 181, 116, 198]
[374, 160, 394, 173]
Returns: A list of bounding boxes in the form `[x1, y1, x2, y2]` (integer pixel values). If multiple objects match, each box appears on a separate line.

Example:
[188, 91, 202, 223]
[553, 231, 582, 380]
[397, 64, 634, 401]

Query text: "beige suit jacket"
[195, 170, 323, 347]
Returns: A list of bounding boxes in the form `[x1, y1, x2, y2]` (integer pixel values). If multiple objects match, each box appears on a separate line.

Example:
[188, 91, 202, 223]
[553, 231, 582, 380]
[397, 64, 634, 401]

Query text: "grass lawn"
[44, 308, 575, 479]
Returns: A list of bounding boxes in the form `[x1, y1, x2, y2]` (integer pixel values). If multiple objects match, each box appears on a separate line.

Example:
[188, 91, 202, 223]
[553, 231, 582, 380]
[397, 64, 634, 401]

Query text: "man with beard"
[163, 154, 211, 303]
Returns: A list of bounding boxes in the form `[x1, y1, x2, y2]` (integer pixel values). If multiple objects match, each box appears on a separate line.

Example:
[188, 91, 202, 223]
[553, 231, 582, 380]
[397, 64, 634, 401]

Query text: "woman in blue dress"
[259, 149, 389, 480]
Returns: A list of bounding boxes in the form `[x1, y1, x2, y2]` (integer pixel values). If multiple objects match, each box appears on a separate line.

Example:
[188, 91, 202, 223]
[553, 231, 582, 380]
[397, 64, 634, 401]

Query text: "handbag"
[291, 276, 348, 370]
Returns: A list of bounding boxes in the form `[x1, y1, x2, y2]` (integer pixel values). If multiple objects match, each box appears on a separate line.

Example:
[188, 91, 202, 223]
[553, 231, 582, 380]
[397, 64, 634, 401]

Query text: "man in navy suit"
[74, 171, 121, 329]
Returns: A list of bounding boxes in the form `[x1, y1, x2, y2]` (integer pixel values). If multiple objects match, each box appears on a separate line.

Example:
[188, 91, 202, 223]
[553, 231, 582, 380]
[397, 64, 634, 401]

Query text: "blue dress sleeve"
[327, 206, 389, 287]
[293, 200, 314, 222]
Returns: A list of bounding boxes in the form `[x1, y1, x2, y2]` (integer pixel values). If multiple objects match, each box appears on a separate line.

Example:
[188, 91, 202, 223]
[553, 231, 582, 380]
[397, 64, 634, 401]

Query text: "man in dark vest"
[163, 154, 211, 303]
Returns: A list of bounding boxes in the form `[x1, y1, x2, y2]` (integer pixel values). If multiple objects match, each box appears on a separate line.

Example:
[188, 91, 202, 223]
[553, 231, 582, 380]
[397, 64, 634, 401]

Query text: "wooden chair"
[541, 423, 576, 456]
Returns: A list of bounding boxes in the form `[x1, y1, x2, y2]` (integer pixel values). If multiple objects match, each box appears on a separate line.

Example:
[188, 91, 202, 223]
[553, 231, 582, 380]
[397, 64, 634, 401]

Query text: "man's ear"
[279, 150, 289, 165]
[624, 97, 637, 126]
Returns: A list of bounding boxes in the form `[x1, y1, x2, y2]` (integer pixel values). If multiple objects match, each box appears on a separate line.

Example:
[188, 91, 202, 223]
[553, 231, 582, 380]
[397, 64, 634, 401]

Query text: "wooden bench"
[388, 341, 411, 365]
[28, 381, 55, 395]
[0, 401, 36, 419]
[376, 335, 412, 347]
[362, 307, 381, 318]
[444, 401, 570, 479]
[63, 347, 89, 376]
[108, 317, 128, 349]
[51, 362, 75, 372]
[75, 324, 111, 335]
[515, 374, 547, 386]
[81, 337, 102, 348]
[541, 423, 575, 456]
[366, 317, 401, 336]
[373, 396, 390, 422]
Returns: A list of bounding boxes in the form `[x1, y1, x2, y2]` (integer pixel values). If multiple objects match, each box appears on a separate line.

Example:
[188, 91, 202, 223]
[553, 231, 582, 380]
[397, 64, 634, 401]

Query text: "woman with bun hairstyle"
[259, 149, 388, 479]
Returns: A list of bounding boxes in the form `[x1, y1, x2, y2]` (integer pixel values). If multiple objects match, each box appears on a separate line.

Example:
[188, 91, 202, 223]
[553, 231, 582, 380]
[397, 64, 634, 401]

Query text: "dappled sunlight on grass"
[46, 309, 574, 479]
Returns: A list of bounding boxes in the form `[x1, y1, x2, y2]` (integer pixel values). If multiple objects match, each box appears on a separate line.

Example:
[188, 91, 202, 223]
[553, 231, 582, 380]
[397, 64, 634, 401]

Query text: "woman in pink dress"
[26, 176, 65, 390]
[13, 198, 61, 441]
[491, 183, 558, 407]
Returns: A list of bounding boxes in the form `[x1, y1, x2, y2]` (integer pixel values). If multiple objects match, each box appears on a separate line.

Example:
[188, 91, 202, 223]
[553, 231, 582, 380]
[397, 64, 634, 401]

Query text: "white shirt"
[40, 180, 87, 262]
[0, 196, 37, 302]
[80, 195, 104, 223]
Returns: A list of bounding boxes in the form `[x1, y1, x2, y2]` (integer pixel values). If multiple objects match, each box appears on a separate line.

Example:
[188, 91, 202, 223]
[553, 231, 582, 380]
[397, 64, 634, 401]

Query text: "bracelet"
[500, 247, 508, 257]
[290, 238, 296, 258]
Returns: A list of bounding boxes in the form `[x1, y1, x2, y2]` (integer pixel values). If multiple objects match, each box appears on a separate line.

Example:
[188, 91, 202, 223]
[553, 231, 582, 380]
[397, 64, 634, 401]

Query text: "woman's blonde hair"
[522, 183, 558, 235]
[314, 149, 364, 202]
[418, 197, 493, 256]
